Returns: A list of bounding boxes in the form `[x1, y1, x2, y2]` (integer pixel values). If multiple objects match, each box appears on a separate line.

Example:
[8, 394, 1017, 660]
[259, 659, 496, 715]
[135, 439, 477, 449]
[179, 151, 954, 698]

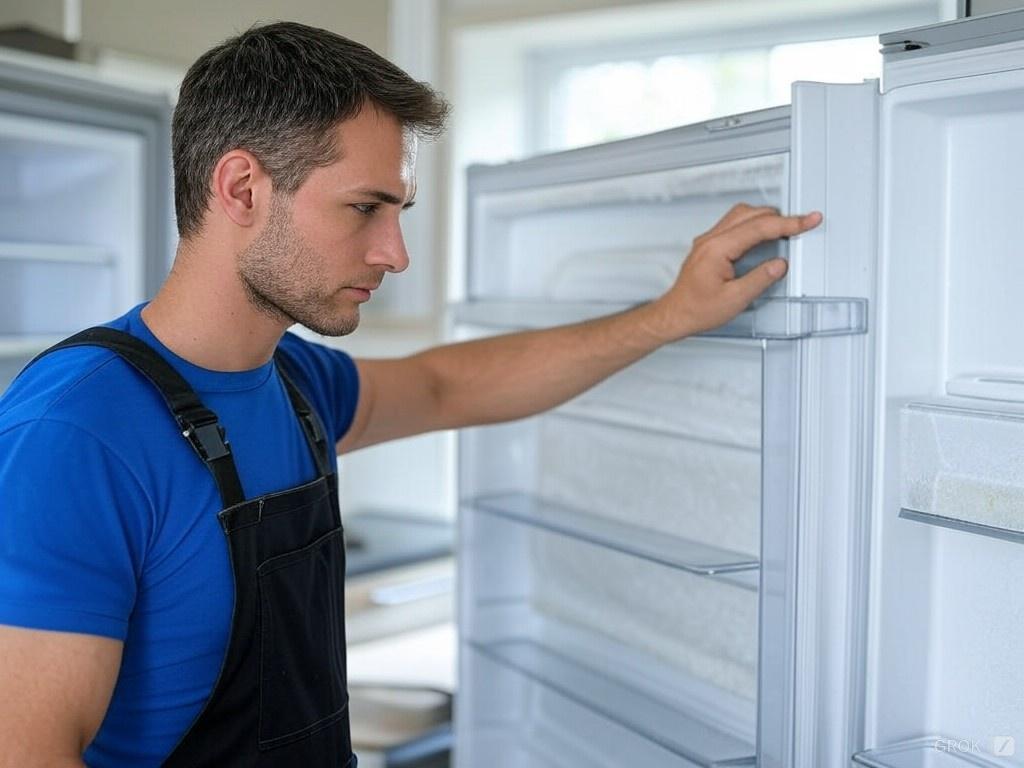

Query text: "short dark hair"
[172, 21, 450, 238]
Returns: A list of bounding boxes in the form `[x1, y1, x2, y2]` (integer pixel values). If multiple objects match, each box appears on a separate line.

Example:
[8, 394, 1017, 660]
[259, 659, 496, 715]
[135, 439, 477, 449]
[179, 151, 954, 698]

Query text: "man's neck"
[141, 242, 289, 372]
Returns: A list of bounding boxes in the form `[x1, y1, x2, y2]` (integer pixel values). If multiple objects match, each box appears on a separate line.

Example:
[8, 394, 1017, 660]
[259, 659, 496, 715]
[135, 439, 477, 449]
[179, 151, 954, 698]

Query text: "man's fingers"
[731, 257, 789, 305]
[702, 203, 778, 239]
[714, 211, 822, 262]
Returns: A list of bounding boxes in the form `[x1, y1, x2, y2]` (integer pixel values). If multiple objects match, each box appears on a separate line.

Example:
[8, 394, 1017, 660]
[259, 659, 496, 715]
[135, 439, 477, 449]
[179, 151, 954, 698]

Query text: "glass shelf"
[469, 638, 756, 768]
[465, 492, 759, 590]
[451, 297, 866, 340]
[854, 736, 1010, 767]
[899, 508, 1024, 545]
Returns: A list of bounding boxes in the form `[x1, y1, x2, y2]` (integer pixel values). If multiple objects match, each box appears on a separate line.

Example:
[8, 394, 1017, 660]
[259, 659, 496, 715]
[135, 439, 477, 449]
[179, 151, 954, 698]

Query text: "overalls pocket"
[257, 526, 348, 750]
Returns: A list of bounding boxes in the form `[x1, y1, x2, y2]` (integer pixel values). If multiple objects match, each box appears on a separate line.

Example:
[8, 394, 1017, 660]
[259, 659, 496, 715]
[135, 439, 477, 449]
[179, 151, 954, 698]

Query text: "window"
[526, 5, 943, 154]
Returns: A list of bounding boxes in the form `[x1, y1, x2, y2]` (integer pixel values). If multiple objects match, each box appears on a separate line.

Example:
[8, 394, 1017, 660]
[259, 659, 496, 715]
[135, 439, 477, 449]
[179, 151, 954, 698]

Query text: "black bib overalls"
[36, 328, 355, 767]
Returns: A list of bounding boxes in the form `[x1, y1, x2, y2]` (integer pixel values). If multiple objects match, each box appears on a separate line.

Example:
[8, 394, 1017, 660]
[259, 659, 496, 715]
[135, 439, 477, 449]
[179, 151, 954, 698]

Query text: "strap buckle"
[181, 419, 230, 462]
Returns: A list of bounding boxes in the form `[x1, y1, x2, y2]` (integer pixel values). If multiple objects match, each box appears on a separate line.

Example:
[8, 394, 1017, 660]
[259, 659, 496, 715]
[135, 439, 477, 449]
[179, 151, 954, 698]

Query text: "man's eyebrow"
[353, 188, 415, 208]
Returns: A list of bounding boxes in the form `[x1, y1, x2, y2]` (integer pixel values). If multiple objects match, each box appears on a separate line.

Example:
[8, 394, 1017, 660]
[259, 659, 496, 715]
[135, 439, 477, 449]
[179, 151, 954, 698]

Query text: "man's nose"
[365, 221, 410, 274]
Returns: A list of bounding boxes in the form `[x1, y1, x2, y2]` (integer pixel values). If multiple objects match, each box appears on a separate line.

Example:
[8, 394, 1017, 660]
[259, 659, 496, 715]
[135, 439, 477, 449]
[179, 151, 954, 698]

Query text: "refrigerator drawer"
[899, 401, 1024, 543]
[458, 643, 755, 768]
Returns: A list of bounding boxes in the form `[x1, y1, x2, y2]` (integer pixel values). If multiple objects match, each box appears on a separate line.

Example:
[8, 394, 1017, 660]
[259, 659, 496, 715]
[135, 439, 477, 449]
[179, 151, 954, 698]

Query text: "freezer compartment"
[899, 402, 1024, 543]
[452, 296, 867, 340]
[853, 736, 1011, 767]
[460, 505, 759, 719]
[467, 154, 787, 303]
[457, 641, 755, 768]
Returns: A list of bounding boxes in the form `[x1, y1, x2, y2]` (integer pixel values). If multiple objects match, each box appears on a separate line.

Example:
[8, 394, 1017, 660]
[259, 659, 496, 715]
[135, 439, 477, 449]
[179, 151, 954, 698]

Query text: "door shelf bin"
[900, 402, 1024, 543]
[466, 492, 759, 589]
[452, 296, 867, 340]
[854, 737, 1010, 767]
[465, 639, 755, 768]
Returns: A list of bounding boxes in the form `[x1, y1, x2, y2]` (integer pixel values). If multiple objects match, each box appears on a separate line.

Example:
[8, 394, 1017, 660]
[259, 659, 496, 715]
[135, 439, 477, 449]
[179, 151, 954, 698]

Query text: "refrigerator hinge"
[879, 39, 931, 54]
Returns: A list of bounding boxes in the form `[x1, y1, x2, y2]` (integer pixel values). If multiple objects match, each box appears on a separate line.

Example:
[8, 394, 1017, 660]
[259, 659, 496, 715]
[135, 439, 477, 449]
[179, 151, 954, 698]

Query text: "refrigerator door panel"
[866, 21, 1024, 764]
[455, 81, 878, 768]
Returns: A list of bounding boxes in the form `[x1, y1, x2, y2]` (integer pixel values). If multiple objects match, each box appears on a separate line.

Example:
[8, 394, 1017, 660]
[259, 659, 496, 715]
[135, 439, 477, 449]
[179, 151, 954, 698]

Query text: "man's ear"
[210, 149, 271, 228]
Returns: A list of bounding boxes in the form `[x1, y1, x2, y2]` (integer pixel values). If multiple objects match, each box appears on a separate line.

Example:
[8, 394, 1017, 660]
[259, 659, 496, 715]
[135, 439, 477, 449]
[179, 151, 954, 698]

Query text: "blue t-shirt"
[0, 303, 360, 766]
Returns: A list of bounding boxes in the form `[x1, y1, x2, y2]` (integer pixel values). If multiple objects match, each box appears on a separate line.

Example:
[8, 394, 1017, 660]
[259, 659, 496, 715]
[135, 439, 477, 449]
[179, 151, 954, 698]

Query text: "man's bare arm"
[0, 625, 122, 768]
[338, 205, 820, 453]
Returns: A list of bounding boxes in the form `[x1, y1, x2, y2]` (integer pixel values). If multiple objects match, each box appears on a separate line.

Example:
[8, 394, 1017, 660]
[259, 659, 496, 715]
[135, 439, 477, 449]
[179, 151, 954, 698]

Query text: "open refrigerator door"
[452, 79, 879, 768]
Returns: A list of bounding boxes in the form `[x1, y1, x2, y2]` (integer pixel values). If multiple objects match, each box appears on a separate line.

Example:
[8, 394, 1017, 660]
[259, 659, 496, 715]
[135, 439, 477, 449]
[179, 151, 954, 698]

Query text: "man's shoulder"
[0, 342, 166, 441]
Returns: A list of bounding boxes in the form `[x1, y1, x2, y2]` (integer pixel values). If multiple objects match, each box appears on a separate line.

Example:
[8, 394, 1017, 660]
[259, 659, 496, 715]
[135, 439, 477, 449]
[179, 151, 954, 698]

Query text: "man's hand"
[650, 204, 823, 340]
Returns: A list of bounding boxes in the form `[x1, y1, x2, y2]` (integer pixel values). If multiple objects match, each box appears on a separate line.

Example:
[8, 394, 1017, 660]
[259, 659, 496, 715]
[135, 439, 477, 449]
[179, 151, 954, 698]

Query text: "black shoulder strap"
[30, 327, 246, 509]
[273, 347, 333, 479]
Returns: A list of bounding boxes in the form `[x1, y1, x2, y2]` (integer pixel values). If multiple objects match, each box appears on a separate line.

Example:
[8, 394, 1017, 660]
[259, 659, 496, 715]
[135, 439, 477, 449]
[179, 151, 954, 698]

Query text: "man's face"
[237, 104, 417, 336]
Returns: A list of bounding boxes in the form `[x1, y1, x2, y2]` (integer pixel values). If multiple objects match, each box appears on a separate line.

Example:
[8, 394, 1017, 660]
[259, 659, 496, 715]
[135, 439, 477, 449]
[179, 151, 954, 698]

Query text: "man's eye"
[352, 204, 379, 216]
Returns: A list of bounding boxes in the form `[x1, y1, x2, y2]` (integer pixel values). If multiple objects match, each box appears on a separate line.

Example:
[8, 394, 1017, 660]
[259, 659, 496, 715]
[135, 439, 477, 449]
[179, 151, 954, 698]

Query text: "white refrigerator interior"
[859, 11, 1024, 768]
[0, 52, 171, 392]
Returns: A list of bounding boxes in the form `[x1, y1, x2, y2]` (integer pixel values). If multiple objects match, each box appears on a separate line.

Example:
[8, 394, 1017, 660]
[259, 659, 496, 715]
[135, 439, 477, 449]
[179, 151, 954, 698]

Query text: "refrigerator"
[0, 48, 172, 392]
[450, 10, 1024, 768]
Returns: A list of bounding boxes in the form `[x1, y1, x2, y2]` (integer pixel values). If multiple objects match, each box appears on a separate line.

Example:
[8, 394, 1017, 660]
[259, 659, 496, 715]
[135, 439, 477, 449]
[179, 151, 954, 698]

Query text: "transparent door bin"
[854, 737, 1011, 767]
[900, 402, 1024, 543]
[466, 493, 759, 589]
[451, 296, 867, 340]
[460, 642, 755, 768]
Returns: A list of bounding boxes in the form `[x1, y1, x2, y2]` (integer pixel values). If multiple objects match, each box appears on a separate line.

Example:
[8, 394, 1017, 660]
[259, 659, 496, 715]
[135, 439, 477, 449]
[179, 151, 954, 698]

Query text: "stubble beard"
[237, 195, 360, 338]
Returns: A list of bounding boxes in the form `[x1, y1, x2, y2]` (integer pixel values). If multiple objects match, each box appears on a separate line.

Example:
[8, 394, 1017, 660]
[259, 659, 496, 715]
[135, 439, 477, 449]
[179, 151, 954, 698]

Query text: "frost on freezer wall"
[538, 339, 761, 553]
[536, 416, 760, 553]
[529, 533, 759, 701]
[470, 155, 786, 302]
[523, 339, 762, 701]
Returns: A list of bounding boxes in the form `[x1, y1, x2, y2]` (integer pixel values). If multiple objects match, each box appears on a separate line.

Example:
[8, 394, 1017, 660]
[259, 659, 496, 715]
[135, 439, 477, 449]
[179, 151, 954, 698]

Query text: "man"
[0, 21, 820, 768]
